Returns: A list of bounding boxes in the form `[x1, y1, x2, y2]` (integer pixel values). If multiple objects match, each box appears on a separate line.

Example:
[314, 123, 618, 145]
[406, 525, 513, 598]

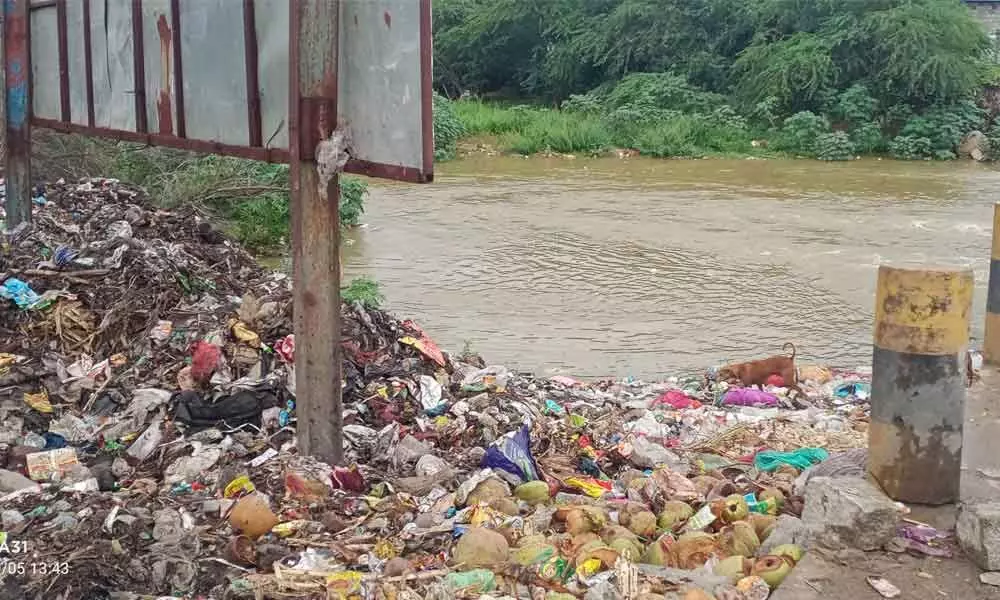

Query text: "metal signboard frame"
[2, 0, 434, 463]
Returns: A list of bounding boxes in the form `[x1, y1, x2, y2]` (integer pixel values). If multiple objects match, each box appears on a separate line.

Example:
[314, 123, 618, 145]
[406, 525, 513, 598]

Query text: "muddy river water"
[341, 155, 1000, 378]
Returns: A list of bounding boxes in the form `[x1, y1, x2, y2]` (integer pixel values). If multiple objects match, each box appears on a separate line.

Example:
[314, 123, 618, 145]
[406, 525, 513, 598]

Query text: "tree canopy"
[433, 0, 992, 114]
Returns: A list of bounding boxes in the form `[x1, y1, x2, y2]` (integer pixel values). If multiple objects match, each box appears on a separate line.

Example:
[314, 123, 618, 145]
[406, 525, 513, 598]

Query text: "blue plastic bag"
[0, 278, 44, 309]
[481, 424, 539, 482]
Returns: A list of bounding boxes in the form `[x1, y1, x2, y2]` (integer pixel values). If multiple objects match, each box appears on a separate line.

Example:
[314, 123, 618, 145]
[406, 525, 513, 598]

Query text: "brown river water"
[340, 155, 1000, 379]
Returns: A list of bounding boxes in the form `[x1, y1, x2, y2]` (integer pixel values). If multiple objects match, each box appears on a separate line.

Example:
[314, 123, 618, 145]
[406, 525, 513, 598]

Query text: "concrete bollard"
[869, 265, 973, 505]
[986, 203, 1000, 365]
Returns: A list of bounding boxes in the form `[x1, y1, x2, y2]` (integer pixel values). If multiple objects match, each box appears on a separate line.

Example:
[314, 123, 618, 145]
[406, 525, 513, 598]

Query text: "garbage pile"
[0, 178, 937, 600]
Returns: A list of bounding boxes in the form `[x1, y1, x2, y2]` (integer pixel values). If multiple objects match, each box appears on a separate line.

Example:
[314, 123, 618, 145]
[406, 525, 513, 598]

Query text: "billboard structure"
[2, 0, 434, 463]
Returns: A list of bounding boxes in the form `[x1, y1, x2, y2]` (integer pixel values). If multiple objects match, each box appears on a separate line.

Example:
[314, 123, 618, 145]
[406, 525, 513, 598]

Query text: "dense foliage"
[434, 0, 998, 160]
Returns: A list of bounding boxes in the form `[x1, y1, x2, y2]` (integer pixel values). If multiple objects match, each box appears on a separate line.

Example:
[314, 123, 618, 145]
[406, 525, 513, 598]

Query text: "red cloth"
[652, 390, 702, 410]
[190, 341, 222, 385]
[766, 374, 785, 387]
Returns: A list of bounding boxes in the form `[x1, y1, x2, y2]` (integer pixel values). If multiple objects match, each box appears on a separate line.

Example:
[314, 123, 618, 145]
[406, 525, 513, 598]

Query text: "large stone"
[957, 501, 1000, 570]
[0, 469, 39, 493]
[759, 515, 807, 555]
[799, 476, 900, 551]
[958, 130, 989, 161]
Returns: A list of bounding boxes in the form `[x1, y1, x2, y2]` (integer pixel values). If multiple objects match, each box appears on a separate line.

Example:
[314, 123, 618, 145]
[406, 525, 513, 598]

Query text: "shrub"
[338, 177, 368, 227]
[833, 85, 878, 126]
[849, 122, 886, 154]
[342, 276, 384, 308]
[604, 72, 726, 114]
[889, 135, 933, 160]
[815, 132, 855, 161]
[898, 101, 986, 158]
[433, 92, 465, 160]
[773, 111, 830, 155]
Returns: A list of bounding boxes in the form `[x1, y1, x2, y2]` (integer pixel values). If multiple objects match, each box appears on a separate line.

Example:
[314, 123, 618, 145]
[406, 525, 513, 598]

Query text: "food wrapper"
[399, 321, 446, 367]
[683, 503, 717, 532]
[564, 477, 611, 498]
[482, 424, 539, 483]
[576, 557, 603, 580]
[326, 571, 364, 600]
[224, 475, 256, 499]
[229, 318, 261, 348]
[26, 448, 79, 481]
[23, 389, 53, 414]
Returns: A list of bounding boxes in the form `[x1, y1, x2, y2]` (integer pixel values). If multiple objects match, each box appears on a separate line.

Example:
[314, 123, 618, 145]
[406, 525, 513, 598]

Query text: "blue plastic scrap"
[481, 424, 540, 482]
[0, 278, 46, 310]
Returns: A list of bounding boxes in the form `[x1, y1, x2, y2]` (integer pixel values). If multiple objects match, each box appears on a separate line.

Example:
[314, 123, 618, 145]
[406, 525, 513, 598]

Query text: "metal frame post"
[3, 0, 31, 227]
[869, 266, 973, 504]
[985, 202, 1000, 365]
[288, 0, 343, 464]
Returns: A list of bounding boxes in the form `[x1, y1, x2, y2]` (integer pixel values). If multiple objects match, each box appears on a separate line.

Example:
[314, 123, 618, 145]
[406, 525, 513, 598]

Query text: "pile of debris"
[0, 178, 953, 600]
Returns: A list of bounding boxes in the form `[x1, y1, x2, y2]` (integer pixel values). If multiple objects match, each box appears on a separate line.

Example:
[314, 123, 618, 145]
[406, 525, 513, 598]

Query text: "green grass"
[453, 99, 757, 158]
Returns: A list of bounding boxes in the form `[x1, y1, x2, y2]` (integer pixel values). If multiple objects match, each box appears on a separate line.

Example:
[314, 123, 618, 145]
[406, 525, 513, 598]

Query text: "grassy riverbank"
[439, 89, 998, 163]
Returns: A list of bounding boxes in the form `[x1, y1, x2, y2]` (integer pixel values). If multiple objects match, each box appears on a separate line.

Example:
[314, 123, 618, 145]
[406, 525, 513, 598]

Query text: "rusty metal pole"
[288, 0, 343, 465]
[869, 266, 973, 504]
[985, 203, 1000, 365]
[3, 0, 31, 227]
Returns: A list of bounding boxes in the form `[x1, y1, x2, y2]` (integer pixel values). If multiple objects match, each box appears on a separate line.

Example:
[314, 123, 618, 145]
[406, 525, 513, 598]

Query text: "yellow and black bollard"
[870, 265, 973, 504]
[986, 203, 1000, 365]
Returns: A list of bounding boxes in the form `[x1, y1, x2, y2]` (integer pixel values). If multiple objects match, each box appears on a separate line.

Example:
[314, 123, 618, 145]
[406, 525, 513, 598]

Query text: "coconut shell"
[749, 514, 776, 541]
[714, 555, 750, 581]
[628, 511, 658, 538]
[228, 494, 279, 539]
[564, 506, 606, 535]
[601, 525, 640, 545]
[515, 480, 551, 505]
[758, 487, 785, 510]
[610, 537, 643, 561]
[717, 521, 760, 557]
[489, 496, 520, 516]
[465, 478, 509, 508]
[450, 527, 510, 569]
[751, 555, 792, 589]
[692, 475, 721, 498]
[720, 494, 750, 523]
[669, 531, 720, 569]
[574, 539, 620, 568]
[657, 501, 695, 530]
[641, 532, 675, 566]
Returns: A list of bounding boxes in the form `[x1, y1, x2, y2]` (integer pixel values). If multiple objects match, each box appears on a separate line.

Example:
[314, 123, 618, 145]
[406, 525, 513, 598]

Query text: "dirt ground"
[775, 366, 1000, 599]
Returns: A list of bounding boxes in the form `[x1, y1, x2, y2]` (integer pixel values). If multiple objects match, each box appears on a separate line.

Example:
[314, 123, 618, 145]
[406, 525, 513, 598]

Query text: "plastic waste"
[172, 388, 280, 431]
[482, 424, 539, 483]
[833, 381, 871, 401]
[722, 389, 779, 407]
[0, 278, 48, 310]
[445, 569, 497, 593]
[126, 421, 163, 462]
[418, 374, 445, 411]
[462, 365, 512, 393]
[754, 448, 828, 472]
[653, 390, 702, 410]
